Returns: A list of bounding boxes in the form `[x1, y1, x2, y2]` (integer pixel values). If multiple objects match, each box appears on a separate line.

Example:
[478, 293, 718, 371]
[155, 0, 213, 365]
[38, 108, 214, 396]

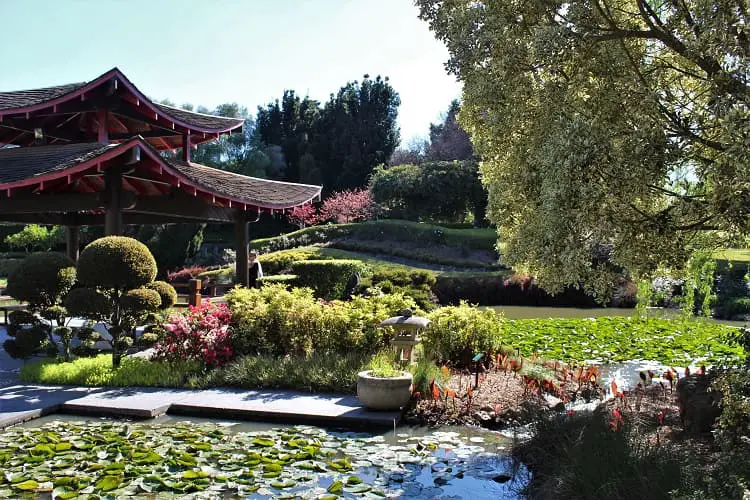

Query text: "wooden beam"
[131, 194, 236, 222]
[0, 192, 135, 213]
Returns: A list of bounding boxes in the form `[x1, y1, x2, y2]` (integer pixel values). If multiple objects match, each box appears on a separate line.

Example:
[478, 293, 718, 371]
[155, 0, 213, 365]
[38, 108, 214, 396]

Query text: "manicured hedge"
[291, 259, 368, 300]
[258, 274, 298, 288]
[259, 249, 318, 274]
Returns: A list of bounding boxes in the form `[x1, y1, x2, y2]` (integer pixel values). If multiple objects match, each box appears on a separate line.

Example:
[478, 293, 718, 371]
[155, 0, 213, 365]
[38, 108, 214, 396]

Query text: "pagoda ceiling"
[0, 68, 244, 151]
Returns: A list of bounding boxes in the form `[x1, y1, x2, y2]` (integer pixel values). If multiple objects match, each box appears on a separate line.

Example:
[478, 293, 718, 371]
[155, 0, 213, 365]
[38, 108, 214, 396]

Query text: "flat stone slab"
[1, 385, 401, 428]
[61, 388, 195, 418]
[170, 388, 400, 427]
[0, 384, 99, 429]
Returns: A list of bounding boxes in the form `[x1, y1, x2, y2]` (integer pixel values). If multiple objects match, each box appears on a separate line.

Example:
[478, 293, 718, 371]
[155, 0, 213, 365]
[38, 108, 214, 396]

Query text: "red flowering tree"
[287, 204, 319, 229]
[318, 189, 376, 224]
[154, 302, 233, 367]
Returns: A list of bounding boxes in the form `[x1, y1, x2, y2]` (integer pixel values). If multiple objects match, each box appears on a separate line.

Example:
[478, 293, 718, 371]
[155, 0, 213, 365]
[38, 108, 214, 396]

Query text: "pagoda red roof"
[0, 137, 321, 211]
[0, 68, 244, 150]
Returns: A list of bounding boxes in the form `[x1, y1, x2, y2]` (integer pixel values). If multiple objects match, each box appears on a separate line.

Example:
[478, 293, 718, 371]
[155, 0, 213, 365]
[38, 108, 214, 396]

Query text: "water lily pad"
[94, 474, 123, 492]
[12, 480, 39, 491]
[327, 480, 344, 494]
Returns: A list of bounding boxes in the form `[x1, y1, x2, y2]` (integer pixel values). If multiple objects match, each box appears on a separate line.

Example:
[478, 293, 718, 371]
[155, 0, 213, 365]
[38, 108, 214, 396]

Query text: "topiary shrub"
[77, 236, 157, 290]
[291, 259, 368, 300]
[121, 288, 162, 313]
[71, 236, 163, 368]
[6, 252, 76, 309]
[3, 252, 78, 360]
[146, 281, 178, 310]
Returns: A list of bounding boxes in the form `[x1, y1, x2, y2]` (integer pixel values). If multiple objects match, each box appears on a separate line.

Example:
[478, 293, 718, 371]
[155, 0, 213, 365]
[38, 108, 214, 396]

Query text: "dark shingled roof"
[0, 83, 86, 111]
[167, 158, 322, 209]
[154, 103, 244, 131]
[0, 69, 244, 133]
[0, 142, 114, 183]
[0, 140, 322, 209]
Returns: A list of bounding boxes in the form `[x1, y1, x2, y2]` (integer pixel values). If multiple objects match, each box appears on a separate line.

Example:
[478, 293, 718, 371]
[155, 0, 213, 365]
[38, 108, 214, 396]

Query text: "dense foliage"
[417, 0, 750, 296]
[225, 284, 417, 358]
[255, 76, 400, 191]
[370, 161, 486, 223]
[137, 223, 205, 276]
[4, 224, 63, 252]
[423, 305, 504, 366]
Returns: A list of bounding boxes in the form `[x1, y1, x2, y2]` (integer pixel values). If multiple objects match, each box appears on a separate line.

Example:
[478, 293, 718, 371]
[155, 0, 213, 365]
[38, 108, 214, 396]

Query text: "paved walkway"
[0, 383, 401, 430]
[0, 327, 400, 429]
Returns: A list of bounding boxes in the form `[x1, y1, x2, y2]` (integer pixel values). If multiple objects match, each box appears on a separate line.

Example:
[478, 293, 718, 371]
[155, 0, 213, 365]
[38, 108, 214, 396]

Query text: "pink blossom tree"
[318, 189, 376, 224]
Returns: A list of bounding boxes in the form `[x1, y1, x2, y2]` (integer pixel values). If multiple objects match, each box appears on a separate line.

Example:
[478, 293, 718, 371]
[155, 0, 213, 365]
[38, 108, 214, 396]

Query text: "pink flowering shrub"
[318, 189, 376, 224]
[154, 302, 234, 367]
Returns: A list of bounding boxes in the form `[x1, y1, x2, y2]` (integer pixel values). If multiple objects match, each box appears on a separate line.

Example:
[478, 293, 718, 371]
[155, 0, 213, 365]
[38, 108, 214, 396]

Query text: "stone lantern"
[379, 308, 430, 365]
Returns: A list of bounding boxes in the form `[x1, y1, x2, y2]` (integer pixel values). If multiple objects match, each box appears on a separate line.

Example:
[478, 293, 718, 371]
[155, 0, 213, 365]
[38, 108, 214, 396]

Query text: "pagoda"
[0, 68, 321, 285]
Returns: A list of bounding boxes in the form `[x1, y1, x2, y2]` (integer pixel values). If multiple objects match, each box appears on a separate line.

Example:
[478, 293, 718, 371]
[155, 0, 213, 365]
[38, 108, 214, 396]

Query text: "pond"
[487, 305, 747, 327]
[0, 415, 527, 499]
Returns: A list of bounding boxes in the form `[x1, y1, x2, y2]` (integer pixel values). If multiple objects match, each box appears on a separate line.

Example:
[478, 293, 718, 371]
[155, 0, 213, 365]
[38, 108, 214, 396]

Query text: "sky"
[0, 0, 462, 143]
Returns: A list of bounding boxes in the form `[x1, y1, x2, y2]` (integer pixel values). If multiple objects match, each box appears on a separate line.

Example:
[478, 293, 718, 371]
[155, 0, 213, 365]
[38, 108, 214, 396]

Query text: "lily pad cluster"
[0, 420, 520, 499]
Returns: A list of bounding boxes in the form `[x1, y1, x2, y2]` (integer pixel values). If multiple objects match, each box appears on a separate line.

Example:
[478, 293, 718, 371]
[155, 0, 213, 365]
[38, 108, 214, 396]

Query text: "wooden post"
[104, 166, 123, 235]
[65, 226, 80, 261]
[97, 110, 109, 144]
[182, 132, 191, 162]
[235, 210, 249, 287]
[188, 279, 202, 307]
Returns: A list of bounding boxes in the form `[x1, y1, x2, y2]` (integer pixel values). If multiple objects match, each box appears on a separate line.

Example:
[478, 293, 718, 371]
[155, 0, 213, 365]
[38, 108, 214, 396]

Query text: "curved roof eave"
[0, 136, 322, 211]
[0, 68, 244, 135]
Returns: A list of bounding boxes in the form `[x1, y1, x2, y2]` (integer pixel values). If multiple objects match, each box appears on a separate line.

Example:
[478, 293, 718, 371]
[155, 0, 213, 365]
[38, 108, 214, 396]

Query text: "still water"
[3, 414, 528, 499]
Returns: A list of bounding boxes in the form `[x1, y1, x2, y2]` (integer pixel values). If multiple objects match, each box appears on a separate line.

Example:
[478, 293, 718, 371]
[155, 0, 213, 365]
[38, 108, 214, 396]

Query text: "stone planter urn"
[357, 370, 413, 411]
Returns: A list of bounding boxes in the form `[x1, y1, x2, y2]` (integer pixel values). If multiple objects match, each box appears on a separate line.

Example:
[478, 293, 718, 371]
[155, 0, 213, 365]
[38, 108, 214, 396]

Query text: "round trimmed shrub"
[146, 281, 178, 310]
[77, 236, 157, 289]
[6, 252, 76, 308]
[64, 287, 111, 319]
[120, 288, 162, 313]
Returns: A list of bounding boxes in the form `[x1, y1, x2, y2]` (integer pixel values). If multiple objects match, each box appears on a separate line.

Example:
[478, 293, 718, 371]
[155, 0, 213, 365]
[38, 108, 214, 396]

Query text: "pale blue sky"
[0, 0, 461, 142]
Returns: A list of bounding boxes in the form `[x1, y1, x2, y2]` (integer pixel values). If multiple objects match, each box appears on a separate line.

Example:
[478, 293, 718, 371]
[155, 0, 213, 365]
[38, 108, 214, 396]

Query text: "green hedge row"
[291, 259, 368, 300]
[225, 285, 744, 367]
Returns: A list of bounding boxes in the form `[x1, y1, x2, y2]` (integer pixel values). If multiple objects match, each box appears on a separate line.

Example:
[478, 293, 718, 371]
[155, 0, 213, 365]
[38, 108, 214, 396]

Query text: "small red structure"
[0, 68, 321, 286]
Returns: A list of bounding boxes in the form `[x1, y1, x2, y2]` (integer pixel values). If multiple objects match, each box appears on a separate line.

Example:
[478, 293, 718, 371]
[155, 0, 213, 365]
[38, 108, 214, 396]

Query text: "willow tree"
[417, 0, 749, 296]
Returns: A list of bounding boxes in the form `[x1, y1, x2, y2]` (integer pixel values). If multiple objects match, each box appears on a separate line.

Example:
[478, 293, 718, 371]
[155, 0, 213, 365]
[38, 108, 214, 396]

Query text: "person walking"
[248, 251, 263, 288]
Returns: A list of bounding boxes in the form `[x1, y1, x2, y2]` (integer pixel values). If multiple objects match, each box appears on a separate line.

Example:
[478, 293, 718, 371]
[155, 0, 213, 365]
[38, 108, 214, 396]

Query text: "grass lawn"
[714, 248, 750, 262]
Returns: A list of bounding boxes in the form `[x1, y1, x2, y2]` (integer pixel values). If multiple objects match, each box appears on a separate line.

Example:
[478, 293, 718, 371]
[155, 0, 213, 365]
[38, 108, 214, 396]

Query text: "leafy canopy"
[417, 0, 750, 296]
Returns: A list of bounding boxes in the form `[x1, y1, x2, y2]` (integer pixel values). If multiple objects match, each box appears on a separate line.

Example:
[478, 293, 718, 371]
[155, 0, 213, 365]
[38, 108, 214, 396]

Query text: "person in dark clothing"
[248, 251, 263, 288]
